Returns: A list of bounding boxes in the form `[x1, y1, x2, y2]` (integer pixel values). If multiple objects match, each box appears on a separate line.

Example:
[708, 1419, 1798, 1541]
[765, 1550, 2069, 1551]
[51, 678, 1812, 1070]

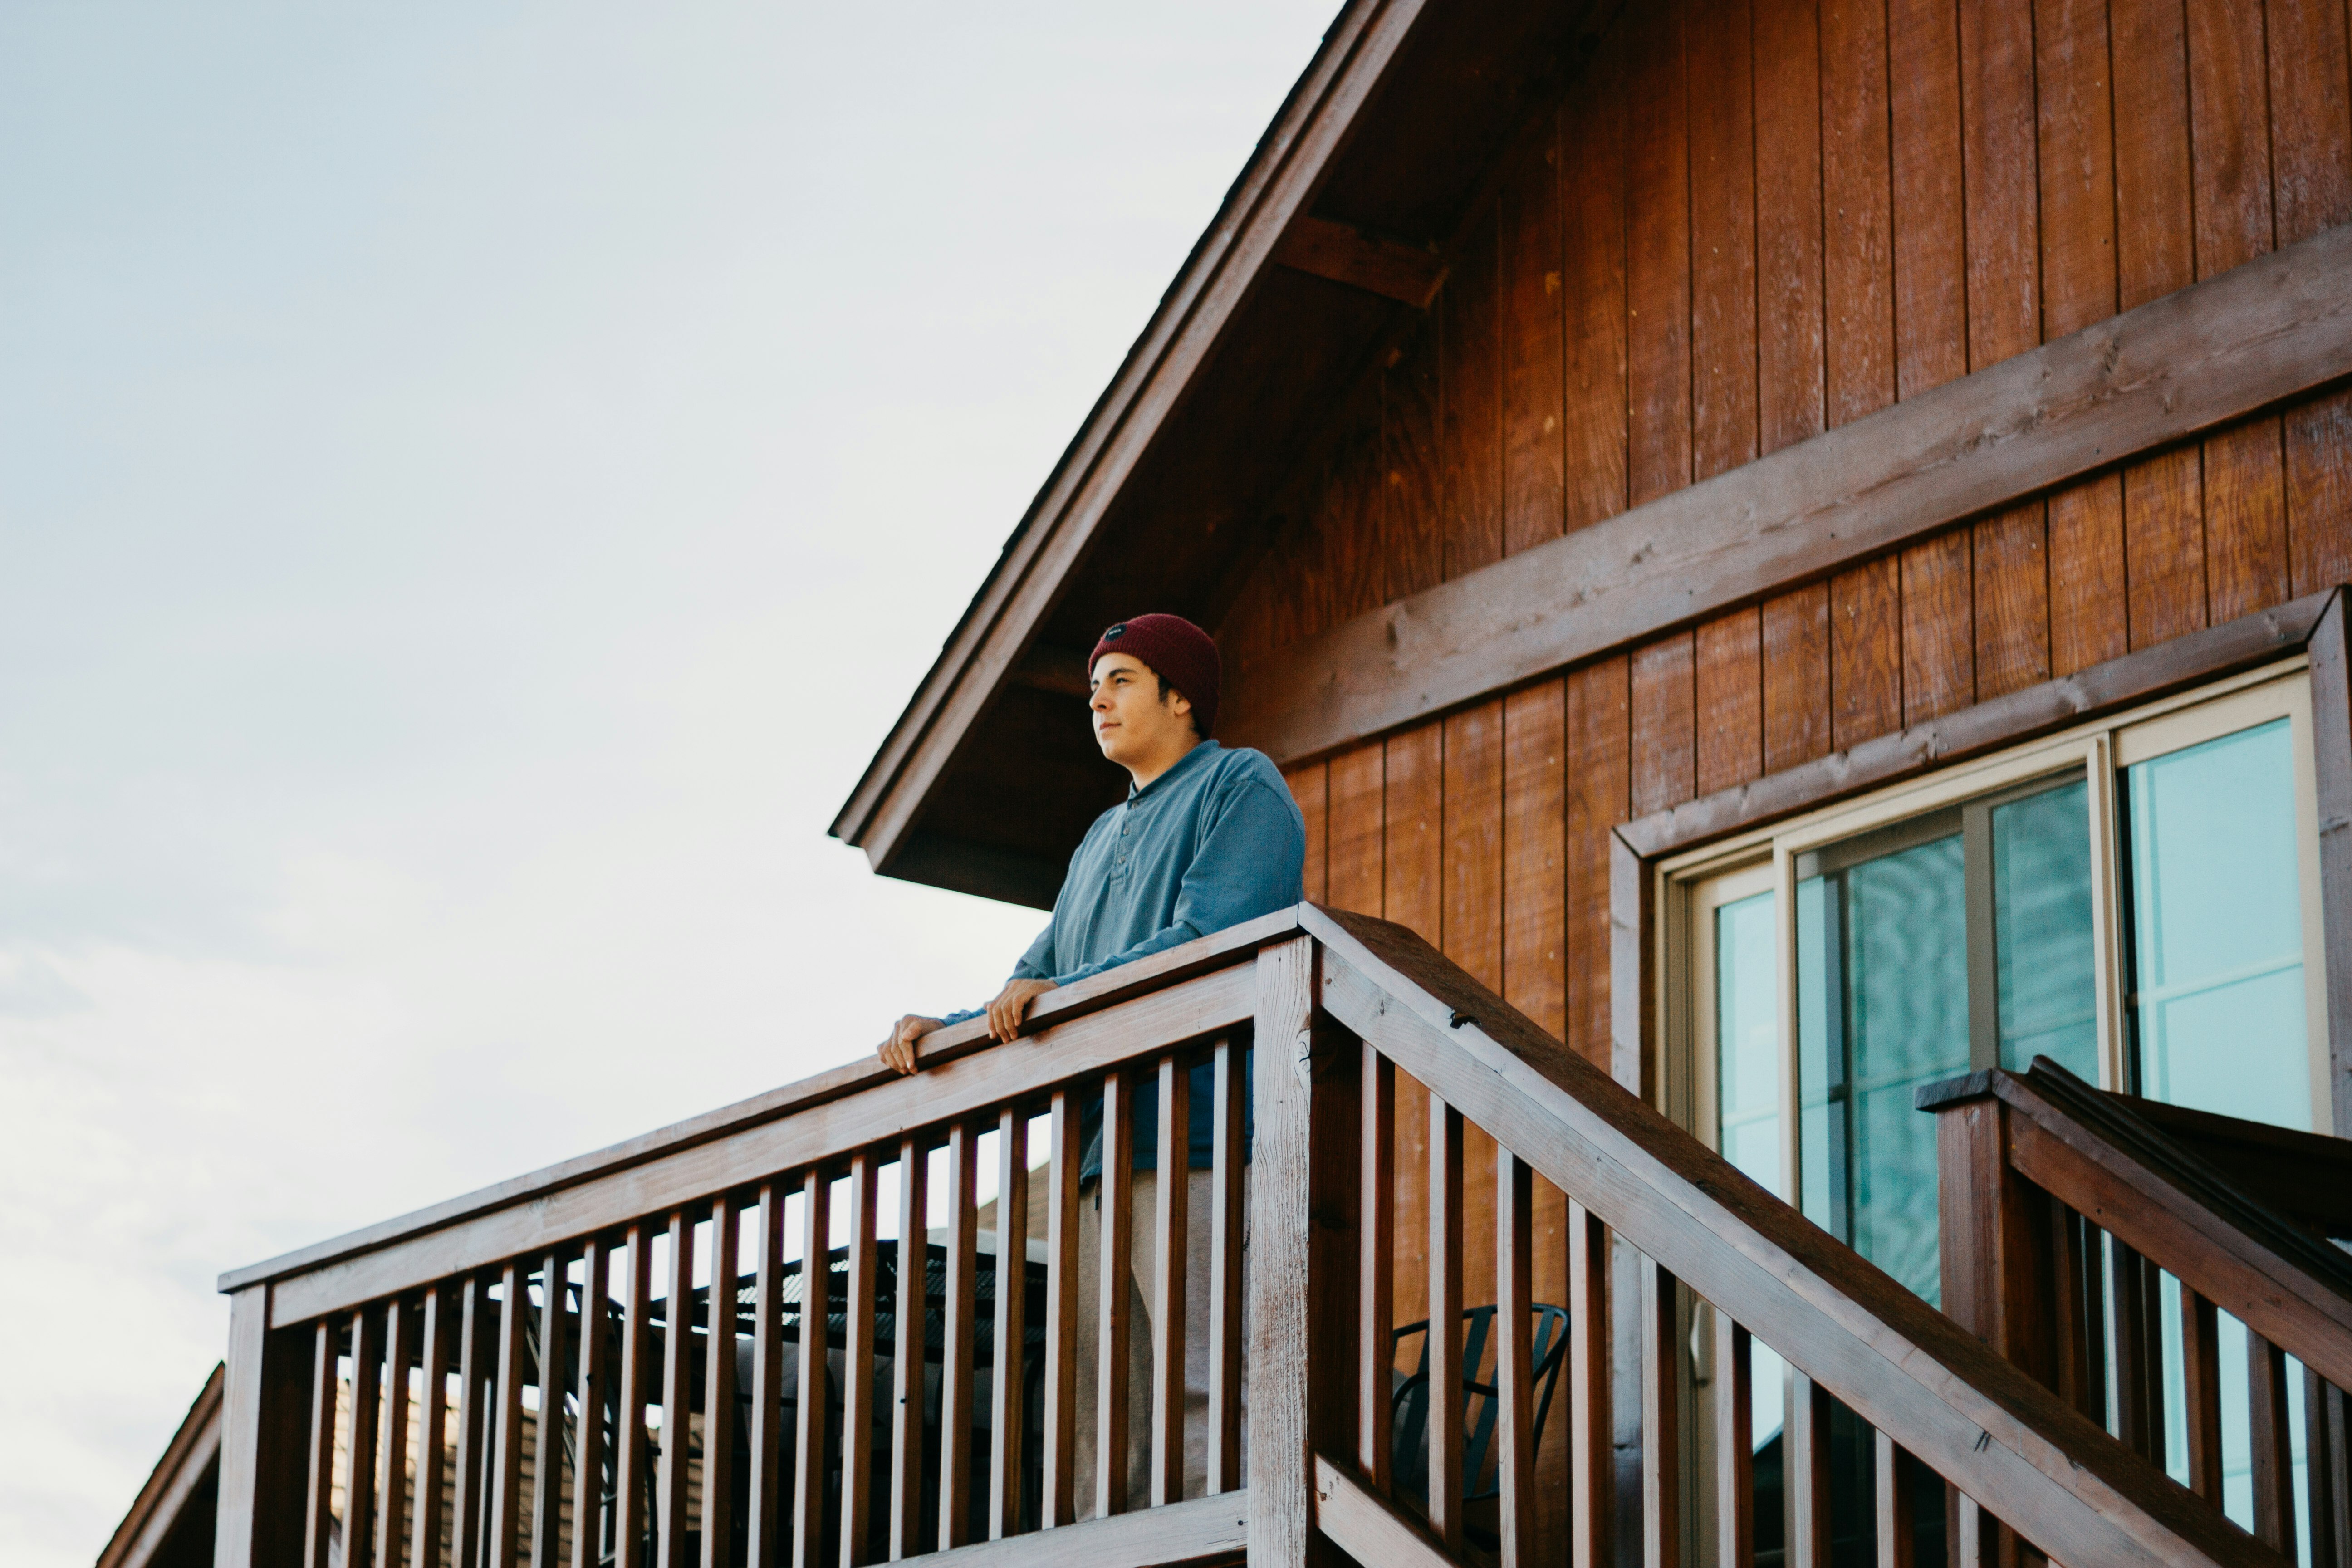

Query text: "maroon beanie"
[1088, 613, 1221, 736]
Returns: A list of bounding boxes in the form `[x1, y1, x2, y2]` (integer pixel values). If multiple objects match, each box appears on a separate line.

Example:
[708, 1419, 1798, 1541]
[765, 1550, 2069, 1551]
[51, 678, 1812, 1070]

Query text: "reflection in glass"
[1992, 780, 2098, 1079]
[1712, 888, 1784, 1450]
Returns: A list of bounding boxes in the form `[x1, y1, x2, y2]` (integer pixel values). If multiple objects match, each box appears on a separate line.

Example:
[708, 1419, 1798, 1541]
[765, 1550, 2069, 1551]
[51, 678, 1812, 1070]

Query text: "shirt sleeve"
[1010, 918, 1057, 981]
[1049, 777, 1305, 986]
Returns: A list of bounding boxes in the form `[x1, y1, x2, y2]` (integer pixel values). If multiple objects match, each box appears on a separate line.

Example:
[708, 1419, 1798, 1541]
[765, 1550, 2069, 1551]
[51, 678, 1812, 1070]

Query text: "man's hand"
[986, 977, 1057, 1042]
[878, 1014, 943, 1076]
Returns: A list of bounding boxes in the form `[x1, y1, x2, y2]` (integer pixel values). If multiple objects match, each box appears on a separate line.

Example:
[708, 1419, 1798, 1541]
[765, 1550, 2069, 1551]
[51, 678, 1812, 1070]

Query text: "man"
[877, 611, 1306, 1070]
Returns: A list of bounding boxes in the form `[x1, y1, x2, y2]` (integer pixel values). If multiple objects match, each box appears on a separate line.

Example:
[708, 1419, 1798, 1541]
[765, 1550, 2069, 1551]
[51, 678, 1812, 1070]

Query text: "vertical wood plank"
[749, 1186, 788, 1568]
[1960, 0, 2041, 368]
[1444, 700, 1505, 992]
[490, 1269, 525, 1568]
[1357, 1046, 1396, 1490]
[532, 1253, 571, 1568]
[1832, 557, 1903, 748]
[1901, 530, 1975, 724]
[570, 1242, 612, 1568]
[888, 1142, 928, 1560]
[1383, 725, 1441, 948]
[1285, 762, 1328, 905]
[417, 1288, 455, 1568]
[1756, 0, 1826, 455]
[1502, 118, 1565, 556]
[1388, 320, 1446, 601]
[1323, 407, 1386, 627]
[841, 1154, 880, 1567]
[2271, 0, 2352, 247]
[1327, 743, 1385, 918]
[701, 1210, 739, 1568]
[656, 1218, 693, 1568]
[1788, 1375, 1833, 1568]
[2112, 0, 2196, 313]
[455, 1279, 492, 1568]
[1889, 0, 1965, 395]
[1444, 206, 1504, 580]
[2247, 1334, 2295, 1551]
[376, 1298, 414, 1568]
[1822, 0, 1897, 424]
[1567, 1202, 1614, 1568]
[1695, 609, 1763, 797]
[1630, 633, 1697, 816]
[1715, 1314, 1753, 1568]
[2180, 1286, 2224, 1501]
[991, 1111, 1031, 1537]
[1247, 936, 1318, 1568]
[1150, 1060, 1189, 1507]
[1763, 586, 1832, 772]
[304, 1321, 339, 1568]
[1974, 505, 2050, 700]
[1626, 0, 1693, 509]
[938, 1126, 978, 1550]
[1690, 0, 1759, 483]
[1640, 1259, 1681, 1568]
[2036, 0, 2119, 338]
[1208, 1042, 1247, 1495]
[348, 1307, 384, 1568]
[2207, 416, 2290, 622]
[1096, 1075, 1135, 1519]
[2126, 446, 2208, 647]
[2289, 389, 2352, 598]
[614, 1230, 653, 1568]
[2187, 0, 2275, 278]
[2049, 1205, 2095, 1421]
[1873, 1433, 1916, 1568]
[2049, 475, 2129, 676]
[798, 1171, 836, 1567]
[1560, 48, 1631, 533]
[1428, 1098, 1467, 1552]
[1503, 680, 1567, 1039]
[1497, 1152, 1537, 1568]
[1566, 658, 1631, 1069]
[1043, 1094, 1083, 1525]
[2110, 1241, 2163, 1465]
[2312, 1372, 2349, 1568]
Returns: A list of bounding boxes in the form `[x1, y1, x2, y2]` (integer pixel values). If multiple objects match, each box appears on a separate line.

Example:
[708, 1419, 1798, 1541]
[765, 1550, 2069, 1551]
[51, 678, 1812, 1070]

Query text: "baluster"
[305, 1320, 340, 1568]
[455, 1278, 493, 1568]
[1873, 1432, 1913, 1568]
[2248, 1332, 2295, 1552]
[656, 1213, 696, 1568]
[351, 1304, 386, 1568]
[1042, 1093, 1083, 1525]
[418, 1287, 455, 1568]
[703, 1201, 739, 1568]
[1496, 1151, 1536, 1568]
[490, 1264, 528, 1568]
[2111, 1242, 2162, 1465]
[1357, 1045, 1395, 1492]
[1640, 1258, 1680, 1568]
[2048, 1202, 2095, 1421]
[2180, 1286, 2223, 1503]
[1208, 1040, 1247, 1497]
[1098, 1072, 1135, 1518]
[939, 1122, 979, 1548]
[378, 1296, 416, 1568]
[1151, 1056, 1190, 1506]
[798, 1171, 835, 1568]
[748, 1185, 787, 1568]
[614, 1224, 654, 1568]
[1787, 1375, 1831, 1568]
[991, 1108, 1032, 1534]
[842, 1152, 881, 1566]
[1429, 1097, 1465, 1551]
[888, 1135, 929, 1559]
[571, 1240, 612, 1568]
[2074, 1215, 2107, 1427]
[1567, 1200, 1613, 1568]
[1714, 1312, 1751, 1568]
[533, 1251, 571, 1568]
[1952, 1492, 1994, 1568]
[2328, 1379, 2352, 1568]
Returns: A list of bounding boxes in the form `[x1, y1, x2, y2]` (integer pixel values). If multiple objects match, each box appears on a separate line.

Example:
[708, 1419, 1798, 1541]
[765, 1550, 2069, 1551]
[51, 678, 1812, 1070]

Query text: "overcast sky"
[0, 5, 1333, 1556]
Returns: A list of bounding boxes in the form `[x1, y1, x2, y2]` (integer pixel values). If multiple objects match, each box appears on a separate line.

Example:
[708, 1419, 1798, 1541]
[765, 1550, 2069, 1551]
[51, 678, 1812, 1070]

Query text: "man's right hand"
[878, 1014, 943, 1076]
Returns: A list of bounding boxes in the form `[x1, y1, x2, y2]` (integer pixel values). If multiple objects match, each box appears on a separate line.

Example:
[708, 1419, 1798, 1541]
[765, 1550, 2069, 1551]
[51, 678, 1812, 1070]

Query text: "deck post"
[214, 1284, 311, 1568]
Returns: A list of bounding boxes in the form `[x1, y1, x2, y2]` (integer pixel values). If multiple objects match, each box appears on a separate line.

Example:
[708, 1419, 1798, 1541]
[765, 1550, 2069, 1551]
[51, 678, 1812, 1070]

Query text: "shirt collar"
[1125, 738, 1221, 802]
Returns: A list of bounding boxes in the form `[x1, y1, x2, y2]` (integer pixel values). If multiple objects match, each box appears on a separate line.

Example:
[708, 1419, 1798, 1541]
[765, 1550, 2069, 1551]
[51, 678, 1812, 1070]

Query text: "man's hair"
[1154, 671, 1205, 740]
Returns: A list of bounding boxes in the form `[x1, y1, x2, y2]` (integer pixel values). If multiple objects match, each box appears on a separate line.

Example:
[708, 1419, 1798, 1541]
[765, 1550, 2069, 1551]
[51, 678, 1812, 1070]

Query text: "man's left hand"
[986, 976, 1057, 1042]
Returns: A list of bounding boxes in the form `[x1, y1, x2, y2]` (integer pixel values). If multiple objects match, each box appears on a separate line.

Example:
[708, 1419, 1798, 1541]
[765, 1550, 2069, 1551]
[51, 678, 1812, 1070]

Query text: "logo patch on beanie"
[1102, 622, 1127, 640]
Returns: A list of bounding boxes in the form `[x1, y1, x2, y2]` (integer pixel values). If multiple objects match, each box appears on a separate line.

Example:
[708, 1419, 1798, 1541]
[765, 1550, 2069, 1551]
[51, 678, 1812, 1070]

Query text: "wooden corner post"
[1249, 934, 1360, 1568]
[214, 1284, 313, 1568]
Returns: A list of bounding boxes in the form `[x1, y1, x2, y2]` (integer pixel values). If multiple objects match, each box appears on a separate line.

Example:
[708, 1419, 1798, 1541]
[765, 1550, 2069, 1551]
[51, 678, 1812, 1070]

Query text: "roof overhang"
[831, 0, 1613, 908]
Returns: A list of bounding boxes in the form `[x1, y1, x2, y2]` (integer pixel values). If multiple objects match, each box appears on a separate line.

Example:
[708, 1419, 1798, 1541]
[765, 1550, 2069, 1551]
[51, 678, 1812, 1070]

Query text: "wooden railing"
[1925, 1061, 2352, 1564]
[215, 905, 2287, 1568]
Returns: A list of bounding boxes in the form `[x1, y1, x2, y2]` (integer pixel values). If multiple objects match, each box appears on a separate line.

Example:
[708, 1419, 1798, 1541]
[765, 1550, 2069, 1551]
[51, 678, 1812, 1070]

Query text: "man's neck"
[1125, 736, 1204, 793]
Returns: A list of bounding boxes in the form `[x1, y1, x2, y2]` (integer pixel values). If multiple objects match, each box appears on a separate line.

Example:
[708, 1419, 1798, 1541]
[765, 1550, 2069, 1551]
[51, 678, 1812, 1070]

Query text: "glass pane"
[2126, 718, 2311, 1130]
[1711, 887, 1785, 1452]
[1991, 779, 2099, 1080]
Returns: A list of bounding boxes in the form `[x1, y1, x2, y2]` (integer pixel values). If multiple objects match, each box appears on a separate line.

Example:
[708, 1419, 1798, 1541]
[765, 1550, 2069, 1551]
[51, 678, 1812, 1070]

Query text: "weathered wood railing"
[216, 905, 2287, 1568]
[1925, 1062, 2352, 1564]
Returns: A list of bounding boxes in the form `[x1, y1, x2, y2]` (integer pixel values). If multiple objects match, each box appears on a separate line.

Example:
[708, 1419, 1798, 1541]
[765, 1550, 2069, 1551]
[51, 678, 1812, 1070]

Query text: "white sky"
[0, 5, 1334, 1557]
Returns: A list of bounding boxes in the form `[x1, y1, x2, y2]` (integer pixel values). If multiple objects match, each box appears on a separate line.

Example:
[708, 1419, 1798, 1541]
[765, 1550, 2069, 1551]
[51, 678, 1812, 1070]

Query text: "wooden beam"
[895, 1490, 1247, 1568]
[1223, 221, 2352, 764]
[1274, 215, 1448, 307]
[102, 1363, 224, 1568]
[1313, 1453, 1472, 1568]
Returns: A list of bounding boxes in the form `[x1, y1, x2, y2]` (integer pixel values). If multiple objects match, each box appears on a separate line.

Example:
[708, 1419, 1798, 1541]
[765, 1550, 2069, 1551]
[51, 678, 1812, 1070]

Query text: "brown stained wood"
[1150, 1058, 1190, 1508]
[304, 1322, 337, 1568]
[2036, 0, 2120, 338]
[1328, 742, 1385, 918]
[374, 1298, 413, 1568]
[490, 1271, 528, 1568]
[1429, 1097, 1467, 1552]
[1207, 1041, 1247, 1496]
[1386, 723, 1442, 943]
[1273, 214, 1448, 309]
[1715, 1312, 1754, 1568]
[2049, 1202, 2097, 1421]
[1500, 120, 1564, 558]
[1689, 0, 1759, 483]
[2180, 1288, 2224, 1503]
[1313, 1455, 1461, 1568]
[2247, 1334, 2295, 1551]
[991, 1112, 1032, 1537]
[2111, 1240, 2163, 1465]
[1497, 1153, 1538, 1568]
[455, 1279, 494, 1568]
[842, 1154, 881, 1567]
[1098, 1073, 1136, 1520]
[1286, 763, 1329, 904]
[940, 1125, 980, 1550]
[1566, 658, 1630, 1069]
[1832, 557, 1904, 749]
[615, 1234, 653, 1568]
[889, 1142, 929, 1561]
[1326, 407, 1389, 630]
[348, 1307, 384, 1568]
[416, 1288, 455, 1568]
[1444, 207, 1504, 581]
[1901, 530, 1975, 724]
[1566, 1202, 1613, 1568]
[1631, 634, 1697, 816]
[2186, 0, 2275, 280]
[698, 1213, 738, 1568]
[1756, 0, 1826, 454]
[2273, 0, 2352, 247]
[1639, 1258, 1681, 1568]
[2048, 475, 2127, 677]
[1388, 322, 1447, 602]
[1559, 55, 1629, 535]
[532, 1254, 571, 1568]
[1359, 1045, 1398, 1490]
[1043, 1090, 1084, 1524]
[1443, 701, 1504, 992]
[1625, 0, 1691, 510]
[1960, 0, 2040, 368]
[1788, 1374, 1833, 1568]
[1888, 0, 1965, 395]
[571, 1242, 612, 1568]
[797, 1171, 836, 1564]
[1763, 585, 1832, 771]
[1249, 937, 1318, 1568]
[2112, 0, 2195, 311]
[2128, 445, 2209, 647]
[2318, 1376, 2351, 1568]
[2205, 417, 2290, 623]
[2290, 388, 2352, 597]
[1874, 1433, 1916, 1568]
[1695, 610, 1763, 796]
[1501, 681, 1566, 1039]
[1972, 504, 2049, 700]
[1822, 0, 1896, 425]
[657, 1218, 695, 1568]
[749, 1187, 788, 1568]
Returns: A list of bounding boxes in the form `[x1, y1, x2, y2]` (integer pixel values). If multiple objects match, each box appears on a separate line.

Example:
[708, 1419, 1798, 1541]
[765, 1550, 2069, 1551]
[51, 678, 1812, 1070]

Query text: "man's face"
[1089, 652, 1193, 767]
